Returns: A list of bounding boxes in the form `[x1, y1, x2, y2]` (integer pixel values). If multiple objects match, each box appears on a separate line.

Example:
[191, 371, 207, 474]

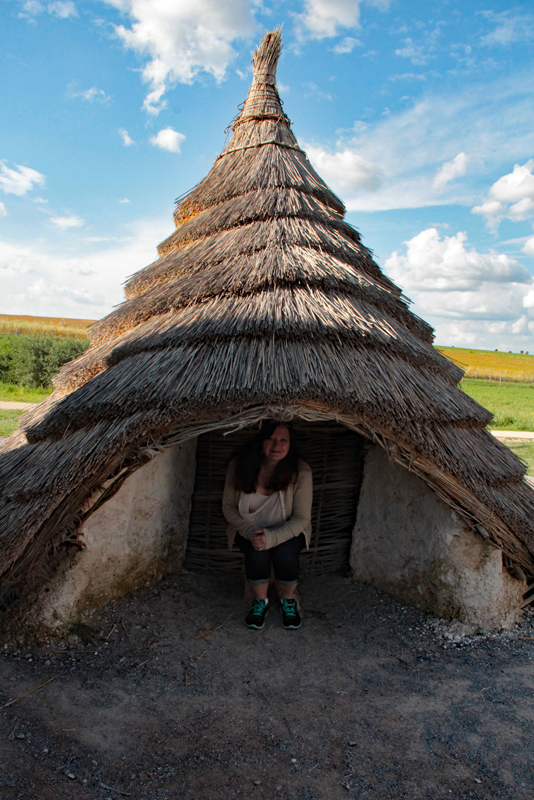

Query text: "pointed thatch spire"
[221, 28, 296, 156]
[1, 29, 534, 605]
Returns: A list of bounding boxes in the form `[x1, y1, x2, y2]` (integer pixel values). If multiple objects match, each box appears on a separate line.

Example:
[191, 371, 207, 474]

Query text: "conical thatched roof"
[1, 30, 534, 603]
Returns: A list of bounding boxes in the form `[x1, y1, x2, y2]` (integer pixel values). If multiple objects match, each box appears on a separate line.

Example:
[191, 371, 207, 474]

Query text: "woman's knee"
[271, 534, 304, 582]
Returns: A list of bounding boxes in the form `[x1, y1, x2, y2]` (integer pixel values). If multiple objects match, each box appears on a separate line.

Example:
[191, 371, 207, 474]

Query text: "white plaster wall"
[351, 445, 525, 630]
[26, 439, 197, 636]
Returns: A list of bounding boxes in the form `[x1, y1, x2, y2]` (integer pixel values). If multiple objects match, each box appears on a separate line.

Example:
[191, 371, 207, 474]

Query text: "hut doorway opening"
[184, 422, 366, 578]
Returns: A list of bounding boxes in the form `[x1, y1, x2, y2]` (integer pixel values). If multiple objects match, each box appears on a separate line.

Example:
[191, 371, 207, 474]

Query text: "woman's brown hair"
[231, 421, 299, 493]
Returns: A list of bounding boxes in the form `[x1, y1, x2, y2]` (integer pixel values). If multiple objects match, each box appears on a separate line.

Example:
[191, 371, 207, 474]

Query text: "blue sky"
[1, 0, 534, 350]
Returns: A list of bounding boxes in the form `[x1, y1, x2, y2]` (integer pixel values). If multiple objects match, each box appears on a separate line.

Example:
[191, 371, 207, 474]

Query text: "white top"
[238, 491, 286, 530]
[246, 491, 271, 513]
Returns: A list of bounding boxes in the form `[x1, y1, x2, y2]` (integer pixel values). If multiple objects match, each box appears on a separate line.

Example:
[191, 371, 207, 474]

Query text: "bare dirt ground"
[0, 572, 533, 800]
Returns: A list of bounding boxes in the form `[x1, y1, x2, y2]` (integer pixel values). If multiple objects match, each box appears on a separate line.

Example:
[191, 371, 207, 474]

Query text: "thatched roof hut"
[1, 30, 533, 634]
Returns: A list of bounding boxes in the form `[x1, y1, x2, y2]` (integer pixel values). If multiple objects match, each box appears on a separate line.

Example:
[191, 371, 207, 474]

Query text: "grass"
[502, 441, 534, 477]
[460, 379, 534, 431]
[0, 382, 52, 403]
[0, 314, 93, 340]
[437, 346, 534, 384]
[0, 409, 24, 438]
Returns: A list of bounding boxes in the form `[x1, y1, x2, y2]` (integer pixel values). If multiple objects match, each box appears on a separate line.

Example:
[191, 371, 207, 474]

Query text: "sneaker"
[245, 598, 268, 630]
[280, 598, 301, 630]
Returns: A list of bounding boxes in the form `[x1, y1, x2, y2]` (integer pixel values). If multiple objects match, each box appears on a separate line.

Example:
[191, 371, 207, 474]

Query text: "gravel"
[0, 571, 533, 799]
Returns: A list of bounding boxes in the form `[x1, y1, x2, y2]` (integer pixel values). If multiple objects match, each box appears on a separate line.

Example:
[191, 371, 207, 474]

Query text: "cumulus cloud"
[433, 153, 468, 191]
[0, 217, 170, 317]
[101, 0, 254, 115]
[472, 160, 534, 230]
[0, 162, 45, 197]
[306, 145, 382, 191]
[480, 11, 534, 47]
[119, 128, 134, 146]
[0, 203, 7, 217]
[50, 215, 84, 229]
[384, 228, 534, 348]
[524, 236, 534, 257]
[67, 84, 111, 103]
[295, 0, 389, 40]
[150, 127, 185, 153]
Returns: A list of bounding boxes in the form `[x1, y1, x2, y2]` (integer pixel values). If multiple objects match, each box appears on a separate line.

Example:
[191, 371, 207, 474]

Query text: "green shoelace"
[281, 599, 297, 617]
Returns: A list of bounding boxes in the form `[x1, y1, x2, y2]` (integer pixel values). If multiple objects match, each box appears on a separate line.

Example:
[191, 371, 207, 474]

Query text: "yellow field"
[436, 347, 534, 384]
[0, 314, 94, 339]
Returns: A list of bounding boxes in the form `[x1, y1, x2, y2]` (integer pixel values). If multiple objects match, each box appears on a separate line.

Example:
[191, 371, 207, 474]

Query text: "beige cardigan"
[222, 459, 313, 550]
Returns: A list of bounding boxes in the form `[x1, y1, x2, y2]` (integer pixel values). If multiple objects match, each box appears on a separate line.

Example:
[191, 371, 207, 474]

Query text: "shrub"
[0, 335, 89, 388]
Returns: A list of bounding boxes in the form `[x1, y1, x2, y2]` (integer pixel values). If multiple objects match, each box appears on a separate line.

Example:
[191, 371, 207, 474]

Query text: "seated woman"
[222, 421, 313, 630]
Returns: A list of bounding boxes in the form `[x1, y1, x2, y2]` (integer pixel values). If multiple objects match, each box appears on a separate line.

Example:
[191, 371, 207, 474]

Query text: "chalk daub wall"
[23, 439, 197, 636]
[351, 445, 525, 630]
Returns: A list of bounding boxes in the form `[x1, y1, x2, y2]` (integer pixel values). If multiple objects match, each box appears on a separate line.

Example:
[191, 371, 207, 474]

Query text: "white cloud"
[433, 152, 468, 191]
[306, 145, 382, 191]
[295, 0, 389, 40]
[150, 127, 185, 153]
[384, 228, 534, 349]
[0, 203, 7, 217]
[481, 11, 534, 47]
[119, 198, 131, 204]
[19, 0, 44, 16]
[489, 160, 534, 203]
[388, 72, 426, 82]
[101, 0, 254, 115]
[303, 82, 332, 102]
[333, 36, 360, 54]
[472, 160, 534, 230]
[395, 37, 428, 65]
[119, 128, 134, 146]
[18, 0, 77, 19]
[47, 1, 77, 18]
[524, 236, 534, 257]
[50, 215, 84, 229]
[0, 162, 46, 197]
[305, 69, 534, 211]
[68, 84, 111, 103]
[386, 228, 529, 293]
[0, 217, 170, 318]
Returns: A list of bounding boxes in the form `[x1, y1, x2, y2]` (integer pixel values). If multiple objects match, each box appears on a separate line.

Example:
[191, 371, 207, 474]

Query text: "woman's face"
[262, 425, 291, 464]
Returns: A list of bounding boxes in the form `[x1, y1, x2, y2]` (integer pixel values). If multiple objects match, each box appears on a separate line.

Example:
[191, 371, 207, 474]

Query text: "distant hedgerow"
[0, 334, 89, 388]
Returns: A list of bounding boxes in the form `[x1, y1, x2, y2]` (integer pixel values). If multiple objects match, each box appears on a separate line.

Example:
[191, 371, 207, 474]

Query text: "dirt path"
[0, 402, 36, 410]
[491, 431, 534, 440]
[0, 573, 533, 800]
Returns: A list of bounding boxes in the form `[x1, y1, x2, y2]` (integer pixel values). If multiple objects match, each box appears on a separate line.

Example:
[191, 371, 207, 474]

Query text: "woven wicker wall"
[185, 421, 366, 576]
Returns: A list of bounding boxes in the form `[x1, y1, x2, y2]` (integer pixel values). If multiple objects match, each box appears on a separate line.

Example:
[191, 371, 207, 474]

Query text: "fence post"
[489, 369, 492, 381]
[499, 371, 502, 385]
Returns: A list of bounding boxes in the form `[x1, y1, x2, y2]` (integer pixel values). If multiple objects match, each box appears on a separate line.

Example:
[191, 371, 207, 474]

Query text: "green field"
[503, 440, 534, 477]
[0, 382, 52, 403]
[0, 409, 25, 438]
[460, 378, 534, 431]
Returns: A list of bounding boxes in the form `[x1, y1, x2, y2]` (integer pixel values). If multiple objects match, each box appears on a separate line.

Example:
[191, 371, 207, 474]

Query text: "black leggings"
[235, 533, 306, 586]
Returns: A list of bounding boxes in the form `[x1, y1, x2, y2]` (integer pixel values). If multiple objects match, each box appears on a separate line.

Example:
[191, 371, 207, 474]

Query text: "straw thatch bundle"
[1, 29, 534, 607]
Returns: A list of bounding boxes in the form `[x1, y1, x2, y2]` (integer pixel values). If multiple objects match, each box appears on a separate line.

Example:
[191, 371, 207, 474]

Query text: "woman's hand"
[250, 530, 267, 551]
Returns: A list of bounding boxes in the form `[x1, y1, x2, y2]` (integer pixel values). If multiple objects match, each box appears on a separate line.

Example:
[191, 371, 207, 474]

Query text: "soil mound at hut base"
[0, 572, 532, 799]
